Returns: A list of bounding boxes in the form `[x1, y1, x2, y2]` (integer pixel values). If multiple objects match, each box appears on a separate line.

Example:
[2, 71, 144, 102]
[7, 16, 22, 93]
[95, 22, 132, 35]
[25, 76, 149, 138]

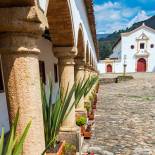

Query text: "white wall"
[39, 0, 98, 65]
[113, 41, 121, 56]
[97, 61, 105, 74]
[37, 37, 59, 102]
[70, 0, 97, 64]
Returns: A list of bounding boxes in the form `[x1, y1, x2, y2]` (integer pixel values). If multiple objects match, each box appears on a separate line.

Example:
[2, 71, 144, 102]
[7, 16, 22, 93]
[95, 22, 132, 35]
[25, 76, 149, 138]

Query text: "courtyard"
[82, 73, 155, 155]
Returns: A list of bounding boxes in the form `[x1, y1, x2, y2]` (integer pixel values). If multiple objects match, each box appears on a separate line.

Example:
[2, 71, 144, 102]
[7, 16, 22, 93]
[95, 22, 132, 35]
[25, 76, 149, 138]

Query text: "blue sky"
[94, 0, 155, 34]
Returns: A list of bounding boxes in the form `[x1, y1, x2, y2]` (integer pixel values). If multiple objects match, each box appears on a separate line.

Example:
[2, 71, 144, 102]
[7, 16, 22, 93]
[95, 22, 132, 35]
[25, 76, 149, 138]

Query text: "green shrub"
[76, 116, 87, 127]
[89, 95, 94, 102]
[63, 143, 76, 154]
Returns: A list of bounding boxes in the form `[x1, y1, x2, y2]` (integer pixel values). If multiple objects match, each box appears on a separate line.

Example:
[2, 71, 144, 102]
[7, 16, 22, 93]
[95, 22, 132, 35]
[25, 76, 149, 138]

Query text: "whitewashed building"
[98, 23, 155, 74]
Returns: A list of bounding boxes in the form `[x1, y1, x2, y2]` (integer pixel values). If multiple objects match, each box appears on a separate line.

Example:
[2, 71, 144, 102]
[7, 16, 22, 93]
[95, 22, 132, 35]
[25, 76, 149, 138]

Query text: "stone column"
[54, 47, 81, 151]
[54, 47, 77, 130]
[75, 59, 86, 114]
[84, 65, 91, 103]
[84, 65, 91, 81]
[0, 7, 45, 155]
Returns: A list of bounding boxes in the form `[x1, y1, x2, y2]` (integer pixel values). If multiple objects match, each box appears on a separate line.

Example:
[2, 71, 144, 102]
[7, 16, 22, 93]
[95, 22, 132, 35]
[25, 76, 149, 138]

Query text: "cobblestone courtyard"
[82, 73, 155, 155]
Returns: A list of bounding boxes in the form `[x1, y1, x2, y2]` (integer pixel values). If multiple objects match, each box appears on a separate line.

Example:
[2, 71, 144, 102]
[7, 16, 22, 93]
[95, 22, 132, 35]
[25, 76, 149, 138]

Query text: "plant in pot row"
[85, 102, 95, 121]
[41, 79, 76, 155]
[76, 116, 87, 136]
[76, 116, 92, 139]
[41, 76, 98, 155]
[88, 111, 95, 121]
[96, 82, 99, 93]
[83, 124, 92, 139]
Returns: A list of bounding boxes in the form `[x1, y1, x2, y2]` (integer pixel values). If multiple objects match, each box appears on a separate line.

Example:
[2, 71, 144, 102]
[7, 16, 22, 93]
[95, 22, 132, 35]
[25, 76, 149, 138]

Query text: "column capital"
[58, 57, 75, 66]
[84, 64, 92, 71]
[0, 7, 42, 34]
[75, 58, 85, 70]
[54, 46, 77, 59]
[0, 7, 43, 55]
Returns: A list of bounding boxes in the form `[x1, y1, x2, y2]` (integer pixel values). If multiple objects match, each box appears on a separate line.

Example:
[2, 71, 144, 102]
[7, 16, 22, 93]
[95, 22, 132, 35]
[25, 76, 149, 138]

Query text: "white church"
[98, 23, 155, 74]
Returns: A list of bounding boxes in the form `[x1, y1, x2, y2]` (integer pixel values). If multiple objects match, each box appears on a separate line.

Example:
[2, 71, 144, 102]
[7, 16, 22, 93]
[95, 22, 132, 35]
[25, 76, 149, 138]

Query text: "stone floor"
[82, 73, 155, 155]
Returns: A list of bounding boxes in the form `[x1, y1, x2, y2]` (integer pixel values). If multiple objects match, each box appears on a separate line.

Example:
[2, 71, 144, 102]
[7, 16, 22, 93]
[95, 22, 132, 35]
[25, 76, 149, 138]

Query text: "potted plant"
[75, 76, 98, 109]
[63, 143, 76, 155]
[93, 92, 97, 104]
[92, 103, 97, 110]
[84, 102, 91, 117]
[96, 82, 99, 93]
[89, 95, 94, 104]
[46, 141, 65, 155]
[84, 124, 92, 139]
[76, 116, 87, 136]
[41, 76, 98, 155]
[88, 110, 95, 121]
[41, 79, 75, 155]
[0, 110, 31, 155]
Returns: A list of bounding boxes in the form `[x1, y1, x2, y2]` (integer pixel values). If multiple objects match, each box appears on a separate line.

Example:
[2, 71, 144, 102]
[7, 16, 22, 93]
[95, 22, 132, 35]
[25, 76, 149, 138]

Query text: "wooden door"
[137, 58, 146, 72]
[107, 64, 112, 73]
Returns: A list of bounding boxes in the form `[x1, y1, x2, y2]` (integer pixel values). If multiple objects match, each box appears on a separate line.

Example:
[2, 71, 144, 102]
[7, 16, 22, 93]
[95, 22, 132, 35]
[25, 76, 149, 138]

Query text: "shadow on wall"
[152, 66, 155, 72]
[0, 93, 10, 134]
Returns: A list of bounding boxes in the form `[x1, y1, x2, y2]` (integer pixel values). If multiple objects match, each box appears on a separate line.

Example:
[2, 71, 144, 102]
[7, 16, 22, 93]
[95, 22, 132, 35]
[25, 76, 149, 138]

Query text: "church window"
[131, 45, 134, 49]
[140, 43, 145, 49]
[151, 44, 154, 48]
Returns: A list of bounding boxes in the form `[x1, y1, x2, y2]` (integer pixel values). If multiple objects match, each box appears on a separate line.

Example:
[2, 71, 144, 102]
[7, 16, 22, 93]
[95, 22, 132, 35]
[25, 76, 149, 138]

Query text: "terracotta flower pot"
[87, 111, 90, 118]
[84, 130, 92, 139]
[92, 104, 96, 110]
[64, 151, 76, 155]
[84, 125, 92, 139]
[46, 141, 65, 155]
[89, 113, 94, 120]
[80, 126, 85, 136]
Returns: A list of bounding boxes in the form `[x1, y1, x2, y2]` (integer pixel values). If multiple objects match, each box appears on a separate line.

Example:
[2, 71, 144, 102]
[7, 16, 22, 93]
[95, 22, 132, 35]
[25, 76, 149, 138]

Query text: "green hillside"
[98, 15, 155, 60]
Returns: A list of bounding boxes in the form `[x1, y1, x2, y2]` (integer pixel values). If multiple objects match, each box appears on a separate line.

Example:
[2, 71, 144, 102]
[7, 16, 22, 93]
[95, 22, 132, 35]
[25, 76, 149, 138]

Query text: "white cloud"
[94, 1, 120, 12]
[94, 1, 153, 34]
[127, 10, 150, 27]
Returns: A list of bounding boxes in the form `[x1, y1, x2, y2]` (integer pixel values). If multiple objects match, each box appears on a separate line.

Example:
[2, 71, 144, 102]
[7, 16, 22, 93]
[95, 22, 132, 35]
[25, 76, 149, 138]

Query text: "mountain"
[97, 34, 110, 39]
[98, 15, 155, 60]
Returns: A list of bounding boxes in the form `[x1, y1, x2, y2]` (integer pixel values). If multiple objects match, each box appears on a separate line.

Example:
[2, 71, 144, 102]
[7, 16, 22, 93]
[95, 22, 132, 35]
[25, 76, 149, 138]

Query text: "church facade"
[98, 24, 155, 74]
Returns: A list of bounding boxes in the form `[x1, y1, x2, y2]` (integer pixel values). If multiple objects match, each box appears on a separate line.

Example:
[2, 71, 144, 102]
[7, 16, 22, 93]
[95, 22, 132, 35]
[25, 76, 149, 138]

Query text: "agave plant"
[41, 76, 98, 154]
[74, 76, 99, 108]
[41, 79, 76, 154]
[0, 110, 31, 155]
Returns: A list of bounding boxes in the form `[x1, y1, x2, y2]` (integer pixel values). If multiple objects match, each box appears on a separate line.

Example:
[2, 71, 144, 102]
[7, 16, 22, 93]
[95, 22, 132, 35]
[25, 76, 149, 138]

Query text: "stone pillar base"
[58, 128, 82, 153]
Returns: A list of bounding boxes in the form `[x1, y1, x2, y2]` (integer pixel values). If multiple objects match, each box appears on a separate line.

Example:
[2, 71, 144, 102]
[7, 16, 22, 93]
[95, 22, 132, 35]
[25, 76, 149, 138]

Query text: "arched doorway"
[107, 64, 112, 73]
[137, 58, 146, 72]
